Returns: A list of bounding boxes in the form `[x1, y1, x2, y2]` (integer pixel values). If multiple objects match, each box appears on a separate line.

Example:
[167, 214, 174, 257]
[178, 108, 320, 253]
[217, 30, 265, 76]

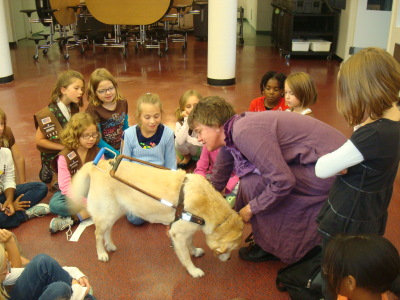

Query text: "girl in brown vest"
[34, 70, 84, 187]
[86, 68, 128, 159]
[48, 113, 101, 236]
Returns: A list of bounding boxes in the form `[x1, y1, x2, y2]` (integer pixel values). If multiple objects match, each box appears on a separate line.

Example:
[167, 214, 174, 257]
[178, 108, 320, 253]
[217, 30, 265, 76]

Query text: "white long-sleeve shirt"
[0, 148, 16, 192]
[315, 139, 364, 178]
[175, 118, 203, 147]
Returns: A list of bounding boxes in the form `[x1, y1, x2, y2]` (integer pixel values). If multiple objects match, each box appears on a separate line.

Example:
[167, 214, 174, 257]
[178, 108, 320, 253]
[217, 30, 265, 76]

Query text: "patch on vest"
[41, 117, 51, 124]
[67, 151, 77, 160]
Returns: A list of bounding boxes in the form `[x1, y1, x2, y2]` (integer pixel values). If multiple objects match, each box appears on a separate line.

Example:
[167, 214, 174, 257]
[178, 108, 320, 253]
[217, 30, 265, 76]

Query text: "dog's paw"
[192, 248, 205, 257]
[97, 252, 109, 262]
[106, 243, 117, 252]
[188, 267, 205, 278]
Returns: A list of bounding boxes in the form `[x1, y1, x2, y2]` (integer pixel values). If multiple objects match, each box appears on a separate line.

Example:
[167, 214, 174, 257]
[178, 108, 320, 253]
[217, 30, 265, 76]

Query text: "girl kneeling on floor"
[48, 113, 101, 236]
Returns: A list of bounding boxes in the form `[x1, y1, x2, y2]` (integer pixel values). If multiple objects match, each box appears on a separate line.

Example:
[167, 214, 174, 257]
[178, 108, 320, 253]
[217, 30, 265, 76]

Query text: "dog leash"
[94, 150, 205, 226]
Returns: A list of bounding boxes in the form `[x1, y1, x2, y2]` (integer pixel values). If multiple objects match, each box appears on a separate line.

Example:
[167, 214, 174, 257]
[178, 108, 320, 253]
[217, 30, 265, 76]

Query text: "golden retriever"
[71, 159, 244, 278]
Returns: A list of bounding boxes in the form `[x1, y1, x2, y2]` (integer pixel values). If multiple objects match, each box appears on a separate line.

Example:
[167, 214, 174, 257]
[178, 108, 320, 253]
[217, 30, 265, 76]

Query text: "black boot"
[239, 243, 279, 262]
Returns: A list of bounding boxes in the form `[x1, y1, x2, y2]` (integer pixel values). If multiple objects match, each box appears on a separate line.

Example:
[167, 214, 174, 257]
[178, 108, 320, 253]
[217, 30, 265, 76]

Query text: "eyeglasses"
[80, 132, 99, 139]
[96, 86, 115, 94]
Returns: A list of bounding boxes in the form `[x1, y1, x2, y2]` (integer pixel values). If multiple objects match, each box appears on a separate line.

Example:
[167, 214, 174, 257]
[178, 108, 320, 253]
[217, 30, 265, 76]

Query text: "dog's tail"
[69, 162, 92, 212]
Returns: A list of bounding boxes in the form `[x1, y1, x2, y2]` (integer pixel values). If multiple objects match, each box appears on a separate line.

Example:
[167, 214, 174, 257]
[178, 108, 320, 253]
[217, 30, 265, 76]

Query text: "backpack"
[276, 246, 324, 300]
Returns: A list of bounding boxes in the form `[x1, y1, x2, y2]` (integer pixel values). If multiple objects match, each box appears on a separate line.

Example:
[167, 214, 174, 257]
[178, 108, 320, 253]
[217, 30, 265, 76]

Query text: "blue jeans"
[49, 191, 70, 217]
[126, 212, 145, 226]
[10, 254, 73, 300]
[0, 182, 48, 228]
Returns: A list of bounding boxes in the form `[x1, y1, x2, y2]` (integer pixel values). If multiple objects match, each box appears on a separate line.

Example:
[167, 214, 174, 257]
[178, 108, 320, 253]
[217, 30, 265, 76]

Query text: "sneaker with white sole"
[49, 216, 74, 234]
[25, 203, 50, 219]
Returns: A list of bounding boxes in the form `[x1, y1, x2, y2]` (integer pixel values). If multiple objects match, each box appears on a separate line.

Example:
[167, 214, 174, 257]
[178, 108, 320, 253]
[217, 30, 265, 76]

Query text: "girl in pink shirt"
[48, 113, 101, 236]
[194, 147, 239, 207]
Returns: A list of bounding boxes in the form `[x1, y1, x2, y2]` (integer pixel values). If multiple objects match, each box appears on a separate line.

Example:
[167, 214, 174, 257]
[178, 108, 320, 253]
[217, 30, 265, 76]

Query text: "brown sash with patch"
[34, 103, 79, 155]
[51, 146, 100, 177]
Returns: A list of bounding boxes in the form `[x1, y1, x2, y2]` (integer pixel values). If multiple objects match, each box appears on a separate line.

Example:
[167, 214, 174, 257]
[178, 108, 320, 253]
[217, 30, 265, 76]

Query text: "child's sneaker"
[25, 203, 50, 219]
[49, 216, 73, 234]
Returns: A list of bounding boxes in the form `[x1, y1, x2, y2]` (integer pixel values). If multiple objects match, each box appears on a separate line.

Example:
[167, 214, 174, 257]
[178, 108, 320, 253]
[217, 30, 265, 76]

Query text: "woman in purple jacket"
[188, 96, 346, 264]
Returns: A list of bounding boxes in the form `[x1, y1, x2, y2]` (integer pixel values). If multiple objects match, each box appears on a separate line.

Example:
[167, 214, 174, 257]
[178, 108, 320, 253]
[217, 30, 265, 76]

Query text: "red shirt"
[248, 96, 288, 112]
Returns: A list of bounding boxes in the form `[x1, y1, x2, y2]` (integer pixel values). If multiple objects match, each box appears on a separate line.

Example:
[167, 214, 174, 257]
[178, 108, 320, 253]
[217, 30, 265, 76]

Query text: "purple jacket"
[211, 111, 346, 263]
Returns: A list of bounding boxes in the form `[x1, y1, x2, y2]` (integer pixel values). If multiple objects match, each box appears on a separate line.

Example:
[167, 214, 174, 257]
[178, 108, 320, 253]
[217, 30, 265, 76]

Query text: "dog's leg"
[187, 235, 204, 258]
[104, 226, 117, 252]
[95, 221, 109, 262]
[170, 222, 205, 278]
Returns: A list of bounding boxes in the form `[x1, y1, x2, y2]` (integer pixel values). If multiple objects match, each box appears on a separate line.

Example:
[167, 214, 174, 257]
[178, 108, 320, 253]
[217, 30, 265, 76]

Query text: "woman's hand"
[239, 204, 253, 223]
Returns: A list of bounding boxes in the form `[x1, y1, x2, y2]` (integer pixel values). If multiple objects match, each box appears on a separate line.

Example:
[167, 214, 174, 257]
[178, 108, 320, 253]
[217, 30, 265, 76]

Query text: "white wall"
[353, 0, 391, 49]
[4, 0, 15, 42]
[387, 0, 400, 54]
[336, 0, 357, 61]
[8, 0, 44, 41]
[247, 0, 258, 29]
[256, 0, 270, 31]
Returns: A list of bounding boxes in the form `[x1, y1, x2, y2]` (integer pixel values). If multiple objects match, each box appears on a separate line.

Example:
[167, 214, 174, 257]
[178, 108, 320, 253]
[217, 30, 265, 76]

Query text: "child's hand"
[2, 202, 15, 216]
[13, 194, 30, 211]
[0, 229, 14, 243]
[78, 277, 91, 295]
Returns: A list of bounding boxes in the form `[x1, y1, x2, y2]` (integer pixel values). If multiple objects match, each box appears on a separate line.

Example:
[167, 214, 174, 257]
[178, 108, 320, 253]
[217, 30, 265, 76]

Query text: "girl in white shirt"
[174, 90, 203, 169]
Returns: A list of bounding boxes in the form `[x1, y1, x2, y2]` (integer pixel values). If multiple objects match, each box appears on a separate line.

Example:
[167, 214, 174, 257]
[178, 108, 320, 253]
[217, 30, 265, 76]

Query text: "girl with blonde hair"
[48, 113, 101, 235]
[0, 229, 95, 299]
[174, 90, 203, 169]
[121, 93, 175, 225]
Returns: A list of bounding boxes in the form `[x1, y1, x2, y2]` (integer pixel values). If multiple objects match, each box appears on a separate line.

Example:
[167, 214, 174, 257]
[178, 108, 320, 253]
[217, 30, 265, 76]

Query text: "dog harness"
[93, 150, 205, 226]
[172, 177, 205, 225]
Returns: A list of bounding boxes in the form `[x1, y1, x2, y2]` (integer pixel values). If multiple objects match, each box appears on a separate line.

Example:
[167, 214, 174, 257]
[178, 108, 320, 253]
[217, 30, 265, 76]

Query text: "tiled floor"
[1, 22, 399, 299]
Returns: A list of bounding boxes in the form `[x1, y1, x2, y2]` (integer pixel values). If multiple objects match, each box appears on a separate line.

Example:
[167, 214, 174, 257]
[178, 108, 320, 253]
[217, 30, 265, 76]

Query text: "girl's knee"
[31, 253, 56, 267]
[42, 281, 72, 299]
[49, 192, 69, 216]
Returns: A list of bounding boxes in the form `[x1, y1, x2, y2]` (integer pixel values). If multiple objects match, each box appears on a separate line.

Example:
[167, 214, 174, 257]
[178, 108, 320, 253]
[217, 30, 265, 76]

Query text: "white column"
[207, 0, 237, 86]
[0, 0, 13, 84]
